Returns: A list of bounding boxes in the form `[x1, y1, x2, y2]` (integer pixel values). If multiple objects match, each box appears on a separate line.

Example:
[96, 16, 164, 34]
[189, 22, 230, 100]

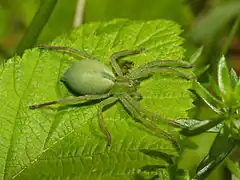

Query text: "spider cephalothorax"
[30, 45, 193, 150]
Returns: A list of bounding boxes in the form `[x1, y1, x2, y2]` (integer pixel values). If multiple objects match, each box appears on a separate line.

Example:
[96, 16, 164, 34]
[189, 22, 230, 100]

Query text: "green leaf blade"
[0, 19, 193, 179]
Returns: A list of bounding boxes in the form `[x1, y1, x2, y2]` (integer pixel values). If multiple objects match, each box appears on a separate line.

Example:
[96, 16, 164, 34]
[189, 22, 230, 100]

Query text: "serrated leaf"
[0, 19, 193, 179]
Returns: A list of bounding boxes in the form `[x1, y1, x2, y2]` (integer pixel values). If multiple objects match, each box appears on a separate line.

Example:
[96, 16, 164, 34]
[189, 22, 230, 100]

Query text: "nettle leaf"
[0, 19, 193, 179]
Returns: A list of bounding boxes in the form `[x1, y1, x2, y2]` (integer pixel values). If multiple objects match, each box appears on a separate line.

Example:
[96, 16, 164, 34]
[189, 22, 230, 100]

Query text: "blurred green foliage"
[0, 0, 240, 179]
[84, 0, 193, 27]
[0, 0, 77, 53]
[38, 0, 77, 44]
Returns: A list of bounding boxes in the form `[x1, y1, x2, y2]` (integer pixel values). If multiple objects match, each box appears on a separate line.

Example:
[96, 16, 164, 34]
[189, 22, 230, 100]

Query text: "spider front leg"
[110, 48, 145, 76]
[97, 97, 118, 146]
[129, 66, 194, 80]
[39, 45, 98, 60]
[128, 60, 194, 80]
[30, 93, 118, 146]
[140, 60, 193, 69]
[29, 93, 110, 109]
[119, 94, 180, 151]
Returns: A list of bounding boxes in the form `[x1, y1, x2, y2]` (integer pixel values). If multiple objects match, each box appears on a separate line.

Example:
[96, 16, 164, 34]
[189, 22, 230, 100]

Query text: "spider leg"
[119, 94, 180, 151]
[110, 48, 145, 76]
[97, 97, 118, 146]
[29, 93, 110, 109]
[128, 66, 194, 80]
[129, 101, 185, 128]
[124, 94, 175, 127]
[39, 45, 98, 60]
[129, 92, 143, 100]
[126, 94, 167, 122]
[138, 60, 193, 69]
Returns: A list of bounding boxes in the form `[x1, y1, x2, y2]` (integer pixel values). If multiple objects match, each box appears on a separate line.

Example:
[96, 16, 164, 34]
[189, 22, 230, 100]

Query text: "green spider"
[30, 45, 193, 150]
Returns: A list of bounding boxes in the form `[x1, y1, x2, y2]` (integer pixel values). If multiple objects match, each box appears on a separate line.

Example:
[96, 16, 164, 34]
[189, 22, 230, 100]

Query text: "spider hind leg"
[97, 97, 118, 146]
[119, 94, 181, 152]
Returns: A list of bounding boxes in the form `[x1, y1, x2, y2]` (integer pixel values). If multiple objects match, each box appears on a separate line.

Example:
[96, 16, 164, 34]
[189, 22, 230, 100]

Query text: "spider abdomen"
[62, 59, 115, 95]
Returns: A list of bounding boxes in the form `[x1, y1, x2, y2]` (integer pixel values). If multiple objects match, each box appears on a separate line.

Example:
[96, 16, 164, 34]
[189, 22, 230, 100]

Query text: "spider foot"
[136, 47, 146, 53]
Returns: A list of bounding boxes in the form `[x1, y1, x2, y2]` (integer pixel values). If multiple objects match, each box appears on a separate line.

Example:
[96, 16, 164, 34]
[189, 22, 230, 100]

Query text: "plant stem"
[222, 15, 240, 55]
[16, 0, 58, 56]
[73, 0, 86, 27]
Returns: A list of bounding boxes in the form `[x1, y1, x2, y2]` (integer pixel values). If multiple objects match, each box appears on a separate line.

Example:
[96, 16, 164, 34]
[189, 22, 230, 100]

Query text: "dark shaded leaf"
[180, 118, 225, 136]
[195, 127, 235, 180]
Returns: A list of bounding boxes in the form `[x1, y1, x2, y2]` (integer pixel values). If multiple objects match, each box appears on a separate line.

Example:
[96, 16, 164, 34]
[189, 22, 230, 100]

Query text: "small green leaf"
[189, 46, 209, 77]
[195, 126, 235, 179]
[189, 46, 203, 65]
[225, 157, 240, 179]
[233, 78, 240, 102]
[218, 55, 232, 103]
[193, 81, 223, 114]
[208, 75, 221, 99]
[180, 118, 225, 136]
[230, 68, 238, 90]
[174, 119, 222, 133]
[208, 126, 234, 156]
[194, 64, 210, 77]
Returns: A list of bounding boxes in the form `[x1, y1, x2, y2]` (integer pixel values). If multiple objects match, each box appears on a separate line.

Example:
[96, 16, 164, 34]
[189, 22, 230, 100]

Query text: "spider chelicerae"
[30, 45, 193, 150]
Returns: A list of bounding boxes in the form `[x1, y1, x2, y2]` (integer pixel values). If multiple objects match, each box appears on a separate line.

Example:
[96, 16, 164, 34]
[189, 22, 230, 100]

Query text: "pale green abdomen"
[62, 60, 115, 95]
